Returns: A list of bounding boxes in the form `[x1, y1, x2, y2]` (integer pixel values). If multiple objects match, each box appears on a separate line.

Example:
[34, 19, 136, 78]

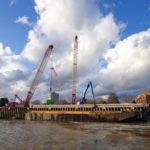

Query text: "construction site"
[0, 36, 150, 122]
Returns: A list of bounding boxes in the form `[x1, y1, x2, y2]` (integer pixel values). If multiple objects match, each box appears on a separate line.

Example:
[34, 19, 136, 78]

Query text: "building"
[47, 91, 59, 104]
[135, 90, 150, 104]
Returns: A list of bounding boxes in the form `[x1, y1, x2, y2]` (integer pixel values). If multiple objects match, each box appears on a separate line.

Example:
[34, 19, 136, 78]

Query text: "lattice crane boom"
[72, 35, 78, 104]
[14, 94, 23, 103]
[24, 45, 54, 107]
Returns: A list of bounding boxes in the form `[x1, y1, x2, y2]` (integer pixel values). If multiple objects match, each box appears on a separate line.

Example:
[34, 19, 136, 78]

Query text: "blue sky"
[0, 0, 150, 100]
[114, 0, 150, 37]
[99, 0, 150, 37]
[0, 0, 36, 53]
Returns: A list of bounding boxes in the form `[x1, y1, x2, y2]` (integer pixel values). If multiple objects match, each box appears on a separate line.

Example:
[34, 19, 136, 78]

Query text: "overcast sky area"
[0, 0, 150, 102]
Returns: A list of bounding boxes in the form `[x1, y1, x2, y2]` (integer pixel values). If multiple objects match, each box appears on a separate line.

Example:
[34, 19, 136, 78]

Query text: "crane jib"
[24, 45, 54, 107]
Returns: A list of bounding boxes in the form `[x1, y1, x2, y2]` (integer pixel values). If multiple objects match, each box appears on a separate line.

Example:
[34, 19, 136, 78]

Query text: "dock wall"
[0, 104, 149, 122]
[0, 107, 26, 119]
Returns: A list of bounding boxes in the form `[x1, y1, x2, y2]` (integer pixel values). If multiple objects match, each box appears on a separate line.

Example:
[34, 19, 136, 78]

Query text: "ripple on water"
[0, 121, 150, 150]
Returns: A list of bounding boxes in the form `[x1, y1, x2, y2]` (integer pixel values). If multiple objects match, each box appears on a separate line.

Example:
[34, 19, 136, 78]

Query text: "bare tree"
[107, 93, 119, 104]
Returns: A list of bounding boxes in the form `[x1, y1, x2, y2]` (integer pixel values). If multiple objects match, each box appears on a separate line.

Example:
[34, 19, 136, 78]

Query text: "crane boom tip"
[49, 45, 54, 49]
[75, 35, 78, 40]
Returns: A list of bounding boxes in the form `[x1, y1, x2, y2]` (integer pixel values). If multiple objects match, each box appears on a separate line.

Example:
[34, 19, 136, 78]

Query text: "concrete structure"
[47, 91, 59, 104]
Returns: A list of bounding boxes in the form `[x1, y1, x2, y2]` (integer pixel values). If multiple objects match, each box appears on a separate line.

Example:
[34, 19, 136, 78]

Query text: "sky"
[0, 0, 150, 102]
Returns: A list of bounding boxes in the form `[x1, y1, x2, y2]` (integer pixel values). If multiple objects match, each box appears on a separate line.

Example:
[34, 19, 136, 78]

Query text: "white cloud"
[9, 0, 15, 7]
[16, 16, 33, 26]
[99, 29, 150, 93]
[0, 42, 30, 98]
[21, 0, 124, 100]
[102, 2, 116, 9]
[0, 43, 12, 56]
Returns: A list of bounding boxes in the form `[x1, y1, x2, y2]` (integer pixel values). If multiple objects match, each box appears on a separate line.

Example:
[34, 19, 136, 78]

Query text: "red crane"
[14, 94, 23, 104]
[72, 36, 78, 104]
[23, 45, 54, 107]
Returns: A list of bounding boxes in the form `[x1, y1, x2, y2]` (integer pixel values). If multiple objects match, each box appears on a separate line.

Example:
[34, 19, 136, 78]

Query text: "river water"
[0, 121, 149, 150]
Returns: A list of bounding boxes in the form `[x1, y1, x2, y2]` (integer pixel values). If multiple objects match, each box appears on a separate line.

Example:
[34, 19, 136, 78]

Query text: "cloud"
[0, 43, 12, 56]
[9, 0, 15, 7]
[0, 42, 30, 98]
[22, 0, 123, 62]
[21, 0, 124, 100]
[98, 29, 150, 94]
[16, 16, 33, 26]
[102, 2, 116, 9]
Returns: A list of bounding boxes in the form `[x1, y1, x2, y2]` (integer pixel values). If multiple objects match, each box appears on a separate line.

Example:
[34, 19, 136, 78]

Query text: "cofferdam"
[0, 104, 149, 122]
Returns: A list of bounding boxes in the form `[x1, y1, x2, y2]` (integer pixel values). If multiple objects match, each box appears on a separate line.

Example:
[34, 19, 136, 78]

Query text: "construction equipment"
[81, 81, 96, 107]
[72, 35, 78, 104]
[47, 65, 59, 105]
[23, 45, 54, 107]
[14, 94, 23, 104]
[24, 45, 54, 107]
[49, 55, 55, 93]
[49, 66, 57, 93]
[50, 66, 68, 103]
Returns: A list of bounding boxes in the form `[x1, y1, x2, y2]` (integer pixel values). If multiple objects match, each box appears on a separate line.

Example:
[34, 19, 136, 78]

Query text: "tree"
[60, 99, 69, 104]
[31, 100, 42, 105]
[0, 98, 9, 106]
[122, 94, 133, 103]
[107, 93, 119, 104]
[97, 100, 106, 104]
[96, 98, 106, 104]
